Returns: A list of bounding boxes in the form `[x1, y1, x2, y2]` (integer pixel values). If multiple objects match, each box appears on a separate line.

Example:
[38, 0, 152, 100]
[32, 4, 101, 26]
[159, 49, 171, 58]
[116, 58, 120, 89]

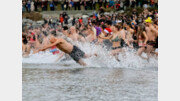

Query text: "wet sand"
[22, 65, 157, 101]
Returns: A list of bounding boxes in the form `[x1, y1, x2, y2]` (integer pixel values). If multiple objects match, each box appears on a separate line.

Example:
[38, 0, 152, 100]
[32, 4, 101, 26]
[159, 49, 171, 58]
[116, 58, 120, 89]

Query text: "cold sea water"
[22, 43, 158, 101]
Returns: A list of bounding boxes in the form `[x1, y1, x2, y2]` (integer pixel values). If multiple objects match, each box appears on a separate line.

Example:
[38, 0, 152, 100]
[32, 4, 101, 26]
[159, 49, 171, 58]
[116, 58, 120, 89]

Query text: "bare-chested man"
[145, 17, 158, 56]
[38, 35, 96, 66]
[69, 26, 79, 41]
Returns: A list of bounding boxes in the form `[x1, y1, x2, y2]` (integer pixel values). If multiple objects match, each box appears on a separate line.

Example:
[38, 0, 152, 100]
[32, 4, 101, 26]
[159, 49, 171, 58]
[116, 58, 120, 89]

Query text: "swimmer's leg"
[26, 44, 31, 54]
[33, 49, 39, 54]
[83, 53, 97, 58]
[55, 52, 65, 62]
[145, 45, 155, 60]
[77, 59, 87, 66]
[137, 47, 148, 60]
[110, 48, 121, 55]
[151, 50, 158, 56]
[114, 54, 120, 62]
[22, 44, 26, 54]
[154, 52, 158, 56]
[23, 44, 31, 57]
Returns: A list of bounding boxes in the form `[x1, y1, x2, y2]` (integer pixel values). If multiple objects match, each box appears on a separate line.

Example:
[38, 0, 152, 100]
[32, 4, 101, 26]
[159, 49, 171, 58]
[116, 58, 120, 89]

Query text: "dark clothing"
[69, 46, 85, 62]
[61, 1, 65, 10]
[74, 2, 80, 10]
[72, 18, 76, 26]
[42, 1, 48, 11]
[34, 1, 38, 11]
[54, 0, 58, 6]
[132, 34, 139, 49]
[98, 0, 103, 7]
[23, 37, 28, 45]
[147, 40, 156, 48]
[125, 0, 130, 7]
[64, 16, 68, 24]
[133, 42, 139, 49]
[120, 38, 128, 47]
[155, 37, 158, 48]
[131, 1, 136, 8]
[50, 2, 55, 11]
[92, 2, 96, 10]
[104, 0, 107, 8]
[112, 46, 122, 50]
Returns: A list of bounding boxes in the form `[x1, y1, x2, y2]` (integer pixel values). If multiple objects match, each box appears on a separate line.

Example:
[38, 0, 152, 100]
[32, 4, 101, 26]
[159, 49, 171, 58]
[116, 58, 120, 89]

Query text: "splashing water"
[23, 42, 158, 101]
[22, 42, 158, 69]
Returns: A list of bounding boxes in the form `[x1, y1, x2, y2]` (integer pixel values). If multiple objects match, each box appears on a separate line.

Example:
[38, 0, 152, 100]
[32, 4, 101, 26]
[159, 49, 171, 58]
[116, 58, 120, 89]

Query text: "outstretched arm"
[99, 34, 113, 40]
[39, 39, 61, 52]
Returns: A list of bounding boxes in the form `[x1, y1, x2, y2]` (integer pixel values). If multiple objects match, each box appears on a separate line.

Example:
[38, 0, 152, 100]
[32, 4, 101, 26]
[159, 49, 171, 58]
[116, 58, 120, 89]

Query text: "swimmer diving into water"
[38, 35, 97, 66]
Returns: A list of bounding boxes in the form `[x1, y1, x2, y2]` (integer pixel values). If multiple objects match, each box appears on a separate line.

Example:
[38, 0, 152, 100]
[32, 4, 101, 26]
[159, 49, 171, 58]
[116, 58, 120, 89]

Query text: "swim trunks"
[133, 42, 139, 49]
[112, 46, 122, 50]
[147, 41, 156, 48]
[155, 37, 158, 48]
[69, 46, 85, 62]
[50, 46, 60, 55]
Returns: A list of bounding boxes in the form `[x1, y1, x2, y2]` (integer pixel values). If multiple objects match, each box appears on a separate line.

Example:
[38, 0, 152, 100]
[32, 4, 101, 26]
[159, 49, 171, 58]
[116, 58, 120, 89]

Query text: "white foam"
[22, 42, 158, 69]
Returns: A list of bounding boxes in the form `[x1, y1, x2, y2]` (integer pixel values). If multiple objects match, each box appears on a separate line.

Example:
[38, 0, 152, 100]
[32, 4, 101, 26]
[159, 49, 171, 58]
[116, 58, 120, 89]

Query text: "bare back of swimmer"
[38, 35, 96, 66]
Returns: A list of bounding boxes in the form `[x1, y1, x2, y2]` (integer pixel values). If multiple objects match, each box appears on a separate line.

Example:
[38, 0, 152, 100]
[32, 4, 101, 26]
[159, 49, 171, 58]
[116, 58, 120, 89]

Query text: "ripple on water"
[22, 67, 157, 101]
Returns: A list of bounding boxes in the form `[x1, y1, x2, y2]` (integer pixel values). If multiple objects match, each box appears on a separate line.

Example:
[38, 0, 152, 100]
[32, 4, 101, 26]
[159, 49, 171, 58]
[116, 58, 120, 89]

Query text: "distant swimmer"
[38, 34, 97, 66]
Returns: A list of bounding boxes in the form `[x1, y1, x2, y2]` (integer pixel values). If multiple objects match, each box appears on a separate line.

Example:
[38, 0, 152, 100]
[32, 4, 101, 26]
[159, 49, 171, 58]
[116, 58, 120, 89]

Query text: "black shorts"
[120, 39, 128, 47]
[69, 46, 85, 62]
[112, 46, 122, 50]
[133, 42, 139, 49]
[155, 37, 158, 48]
[147, 41, 156, 48]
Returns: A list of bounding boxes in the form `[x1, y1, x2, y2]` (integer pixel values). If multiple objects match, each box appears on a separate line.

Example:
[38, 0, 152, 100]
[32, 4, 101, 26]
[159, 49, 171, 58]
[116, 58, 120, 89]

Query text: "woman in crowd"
[125, 23, 134, 48]
[110, 25, 123, 61]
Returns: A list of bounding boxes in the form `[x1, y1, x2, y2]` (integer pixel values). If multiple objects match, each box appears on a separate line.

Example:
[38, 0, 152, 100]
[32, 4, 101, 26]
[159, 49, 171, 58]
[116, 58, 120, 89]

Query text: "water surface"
[23, 65, 157, 101]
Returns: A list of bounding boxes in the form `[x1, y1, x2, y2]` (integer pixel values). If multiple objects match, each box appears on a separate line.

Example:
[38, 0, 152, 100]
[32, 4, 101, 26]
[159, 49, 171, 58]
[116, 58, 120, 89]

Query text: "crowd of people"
[22, 8, 158, 66]
[22, 0, 158, 12]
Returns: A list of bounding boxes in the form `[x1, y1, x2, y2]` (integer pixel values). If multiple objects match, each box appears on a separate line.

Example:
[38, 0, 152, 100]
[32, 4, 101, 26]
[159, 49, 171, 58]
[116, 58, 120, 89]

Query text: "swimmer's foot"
[94, 53, 98, 57]
[23, 54, 29, 58]
[116, 58, 120, 62]
[146, 57, 150, 62]
[115, 57, 120, 62]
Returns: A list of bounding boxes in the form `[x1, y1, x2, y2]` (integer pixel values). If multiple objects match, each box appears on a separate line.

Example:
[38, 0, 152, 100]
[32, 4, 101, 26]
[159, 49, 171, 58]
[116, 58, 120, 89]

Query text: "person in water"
[109, 25, 122, 61]
[38, 34, 96, 66]
[99, 25, 122, 61]
[22, 34, 31, 57]
[144, 17, 158, 57]
[137, 24, 149, 59]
